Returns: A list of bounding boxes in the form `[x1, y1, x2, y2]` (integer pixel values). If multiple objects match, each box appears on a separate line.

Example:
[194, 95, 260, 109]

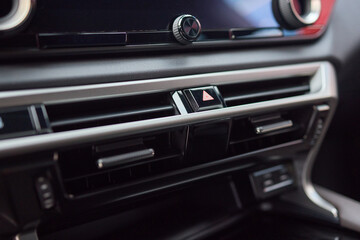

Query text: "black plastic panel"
[30, 0, 278, 33]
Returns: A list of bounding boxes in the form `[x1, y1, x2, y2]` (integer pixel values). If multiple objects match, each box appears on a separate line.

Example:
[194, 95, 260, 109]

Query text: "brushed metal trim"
[172, 91, 188, 115]
[0, 61, 338, 220]
[264, 179, 294, 193]
[290, 0, 321, 25]
[0, 62, 321, 108]
[255, 120, 293, 134]
[316, 185, 360, 232]
[302, 62, 339, 218]
[0, 0, 33, 31]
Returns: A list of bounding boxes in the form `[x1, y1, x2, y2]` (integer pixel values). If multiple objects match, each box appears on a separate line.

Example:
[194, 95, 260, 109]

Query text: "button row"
[250, 164, 295, 199]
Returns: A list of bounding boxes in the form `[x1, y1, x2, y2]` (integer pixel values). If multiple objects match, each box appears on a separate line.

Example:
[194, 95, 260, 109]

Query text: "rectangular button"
[184, 87, 223, 112]
[0, 108, 36, 139]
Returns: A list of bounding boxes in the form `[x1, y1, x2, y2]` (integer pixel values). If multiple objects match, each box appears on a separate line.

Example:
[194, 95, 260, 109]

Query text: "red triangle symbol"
[203, 90, 214, 101]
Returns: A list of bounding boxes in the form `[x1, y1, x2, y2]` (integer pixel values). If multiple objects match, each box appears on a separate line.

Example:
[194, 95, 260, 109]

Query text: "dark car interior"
[2, 0, 360, 239]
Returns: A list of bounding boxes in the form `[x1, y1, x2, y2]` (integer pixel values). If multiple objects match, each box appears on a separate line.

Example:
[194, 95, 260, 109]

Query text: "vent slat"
[59, 129, 185, 196]
[223, 85, 310, 105]
[218, 76, 311, 107]
[50, 105, 174, 128]
[62, 152, 182, 182]
[229, 106, 313, 155]
[46, 92, 176, 132]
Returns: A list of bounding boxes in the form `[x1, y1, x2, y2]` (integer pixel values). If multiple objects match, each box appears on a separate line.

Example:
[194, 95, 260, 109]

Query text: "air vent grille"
[57, 105, 317, 198]
[229, 106, 313, 155]
[46, 92, 177, 132]
[59, 128, 185, 196]
[218, 76, 311, 107]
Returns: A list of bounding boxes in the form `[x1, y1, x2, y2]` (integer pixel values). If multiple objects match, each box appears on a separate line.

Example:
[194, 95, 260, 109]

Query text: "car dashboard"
[1, 0, 360, 239]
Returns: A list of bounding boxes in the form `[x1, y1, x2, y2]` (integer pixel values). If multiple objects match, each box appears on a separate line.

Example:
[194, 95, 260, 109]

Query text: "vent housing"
[46, 92, 177, 132]
[218, 76, 311, 107]
[54, 75, 317, 198]
[59, 128, 186, 196]
[229, 106, 313, 155]
[57, 105, 316, 198]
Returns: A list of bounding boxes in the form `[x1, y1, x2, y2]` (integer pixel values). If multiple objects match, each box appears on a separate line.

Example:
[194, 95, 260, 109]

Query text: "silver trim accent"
[0, 62, 321, 108]
[172, 92, 188, 115]
[317, 104, 330, 112]
[0, 62, 339, 220]
[278, 0, 321, 29]
[255, 120, 293, 134]
[0, 0, 34, 31]
[172, 14, 201, 44]
[13, 230, 39, 240]
[302, 62, 339, 219]
[264, 179, 294, 193]
[97, 159, 104, 169]
[29, 105, 41, 132]
[253, 165, 285, 177]
[0, 117, 3, 129]
[96, 148, 155, 170]
[290, 0, 321, 25]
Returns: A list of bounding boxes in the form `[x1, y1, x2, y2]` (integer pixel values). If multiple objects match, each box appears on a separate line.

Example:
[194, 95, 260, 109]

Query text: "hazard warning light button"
[183, 86, 224, 112]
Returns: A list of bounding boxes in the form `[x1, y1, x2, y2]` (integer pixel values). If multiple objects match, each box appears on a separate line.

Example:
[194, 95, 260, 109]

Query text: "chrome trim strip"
[264, 179, 294, 193]
[172, 92, 188, 115]
[29, 105, 41, 132]
[0, 62, 321, 108]
[255, 120, 293, 134]
[253, 165, 285, 177]
[0, 117, 4, 130]
[302, 62, 339, 219]
[317, 104, 330, 112]
[0, 0, 33, 31]
[290, 0, 321, 25]
[0, 61, 339, 220]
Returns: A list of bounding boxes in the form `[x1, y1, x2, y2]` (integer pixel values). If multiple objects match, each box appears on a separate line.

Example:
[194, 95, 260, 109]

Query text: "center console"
[0, 61, 340, 239]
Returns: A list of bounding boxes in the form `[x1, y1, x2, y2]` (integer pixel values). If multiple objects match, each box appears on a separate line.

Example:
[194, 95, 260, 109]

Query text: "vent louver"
[229, 106, 313, 155]
[59, 128, 185, 196]
[46, 92, 177, 132]
[218, 76, 311, 107]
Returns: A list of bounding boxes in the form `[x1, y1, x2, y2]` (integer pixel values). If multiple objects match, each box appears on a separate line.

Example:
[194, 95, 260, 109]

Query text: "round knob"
[0, 0, 35, 36]
[172, 14, 201, 44]
[273, 0, 321, 29]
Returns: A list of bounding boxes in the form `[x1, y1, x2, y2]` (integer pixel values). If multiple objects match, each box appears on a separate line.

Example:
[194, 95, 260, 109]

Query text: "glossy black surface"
[0, 108, 35, 139]
[38, 32, 127, 49]
[184, 87, 224, 112]
[30, 0, 277, 33]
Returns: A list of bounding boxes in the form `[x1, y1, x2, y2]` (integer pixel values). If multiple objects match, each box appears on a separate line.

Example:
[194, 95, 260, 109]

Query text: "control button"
[263, 173, 272, 179]
[263, 179, 274, 187]
[0, 108, 36, 140]
[250, 164, 295, 199]
[202, 91, 214, 101]
[273, 0, 321, 29]
[184, 87, 224, 112]
[172, 14, 201, 44]
[35, 177, 55, 210]
[279, 174, 290, 181]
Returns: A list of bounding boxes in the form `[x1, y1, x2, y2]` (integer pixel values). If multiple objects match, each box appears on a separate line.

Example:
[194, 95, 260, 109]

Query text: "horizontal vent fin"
[46, 93, 176, 132]
[229, 106, 313, 155]
[59, 129, 185, 196]
[219, 76, 311, 107]
[57, 106, 315, 197]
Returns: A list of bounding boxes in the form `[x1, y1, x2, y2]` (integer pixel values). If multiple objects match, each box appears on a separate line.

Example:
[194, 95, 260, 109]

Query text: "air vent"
[218, 76, 311, 107]
[229, 106, 313, 155]
[59, 128, 186, 196]
[46, 92, 177, 132]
